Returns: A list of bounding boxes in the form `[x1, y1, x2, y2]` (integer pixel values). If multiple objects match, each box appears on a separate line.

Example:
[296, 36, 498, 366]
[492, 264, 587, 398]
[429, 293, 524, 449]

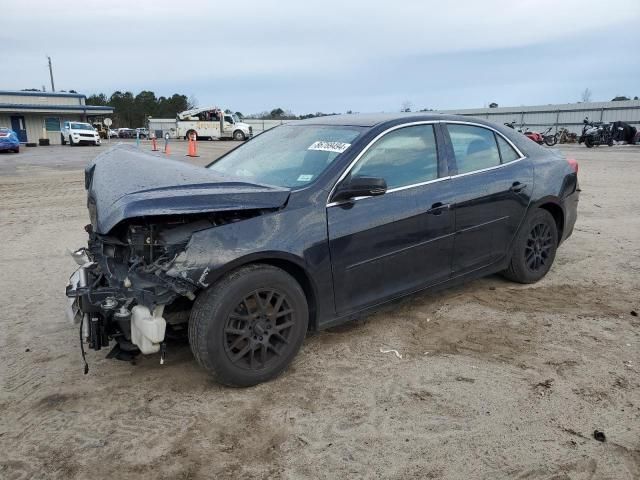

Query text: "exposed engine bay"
[65, 211, 266, 364]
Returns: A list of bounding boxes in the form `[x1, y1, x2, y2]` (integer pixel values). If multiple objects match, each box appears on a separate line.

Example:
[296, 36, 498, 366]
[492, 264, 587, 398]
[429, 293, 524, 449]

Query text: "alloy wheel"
[223, 289, 295, 370]
[525, 223, 553, 271]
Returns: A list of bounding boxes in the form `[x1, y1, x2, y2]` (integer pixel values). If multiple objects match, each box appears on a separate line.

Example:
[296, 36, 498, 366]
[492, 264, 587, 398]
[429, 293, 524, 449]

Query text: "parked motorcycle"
[504, 121, 556, 146]
[557, 127, 577, 144]
[522, 125, 557, 146]
[578, 117, 613, 148]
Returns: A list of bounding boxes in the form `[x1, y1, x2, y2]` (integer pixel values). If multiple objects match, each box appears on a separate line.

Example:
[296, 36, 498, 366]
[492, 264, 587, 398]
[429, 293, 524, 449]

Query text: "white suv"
[61, 121, 101, 146]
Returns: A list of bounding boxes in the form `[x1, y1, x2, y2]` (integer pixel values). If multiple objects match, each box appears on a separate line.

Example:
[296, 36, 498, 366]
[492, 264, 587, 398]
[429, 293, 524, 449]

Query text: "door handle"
[510, 182, 527, 193]
[427, 202, 450, 215]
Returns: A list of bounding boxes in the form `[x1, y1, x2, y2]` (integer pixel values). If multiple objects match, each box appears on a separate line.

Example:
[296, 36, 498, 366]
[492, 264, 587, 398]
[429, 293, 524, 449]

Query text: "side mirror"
[332, 175, 387, 202]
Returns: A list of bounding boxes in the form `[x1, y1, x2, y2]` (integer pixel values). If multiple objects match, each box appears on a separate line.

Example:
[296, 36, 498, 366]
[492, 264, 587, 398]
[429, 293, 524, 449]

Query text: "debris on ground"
[379, 348, 402, 359]
[533, 379, 554, 396]
[631, 310, 638, 317]
[593, 430, 606, 442]
[455, 376, 476, 383]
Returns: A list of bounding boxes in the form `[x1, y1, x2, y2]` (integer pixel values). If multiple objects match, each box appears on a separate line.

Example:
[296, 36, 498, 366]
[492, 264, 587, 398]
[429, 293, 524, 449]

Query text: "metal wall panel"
[440, 100, 640, 133]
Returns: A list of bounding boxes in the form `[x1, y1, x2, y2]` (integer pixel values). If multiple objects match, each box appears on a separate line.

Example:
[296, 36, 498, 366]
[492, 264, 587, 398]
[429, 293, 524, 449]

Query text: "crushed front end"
[65, 219, 204, 364]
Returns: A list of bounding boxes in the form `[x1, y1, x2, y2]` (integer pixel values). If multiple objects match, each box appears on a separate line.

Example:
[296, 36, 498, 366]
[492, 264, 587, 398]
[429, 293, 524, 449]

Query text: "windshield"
[70, 123, 94, 130]
[208, 124, 364, 188]
[232, 114, 240, 123]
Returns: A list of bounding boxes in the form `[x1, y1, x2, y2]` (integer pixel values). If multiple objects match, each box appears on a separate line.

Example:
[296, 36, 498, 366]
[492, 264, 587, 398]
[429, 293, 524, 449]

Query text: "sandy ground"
[0, 140, 639, 479]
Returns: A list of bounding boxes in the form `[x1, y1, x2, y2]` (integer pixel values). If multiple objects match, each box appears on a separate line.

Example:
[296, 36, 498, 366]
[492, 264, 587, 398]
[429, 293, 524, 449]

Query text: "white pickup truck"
[61, 121, 101, 146]
[150, 106, 253, 141]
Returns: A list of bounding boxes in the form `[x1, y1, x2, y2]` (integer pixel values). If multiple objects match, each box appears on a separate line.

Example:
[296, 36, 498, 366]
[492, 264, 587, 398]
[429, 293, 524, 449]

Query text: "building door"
[10, 116, 27, 142]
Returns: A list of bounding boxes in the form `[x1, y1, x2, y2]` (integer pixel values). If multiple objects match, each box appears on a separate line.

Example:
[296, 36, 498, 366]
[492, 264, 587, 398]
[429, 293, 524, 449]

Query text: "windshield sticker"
[297, 174, 314, 182]
[308, 141, 351, 153]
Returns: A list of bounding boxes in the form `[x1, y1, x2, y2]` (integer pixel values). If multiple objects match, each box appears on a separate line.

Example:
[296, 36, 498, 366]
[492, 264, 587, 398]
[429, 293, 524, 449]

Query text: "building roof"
[0, 90, 86, 99]
[0, 103, 113, 113]
[440, 99, 640, 115]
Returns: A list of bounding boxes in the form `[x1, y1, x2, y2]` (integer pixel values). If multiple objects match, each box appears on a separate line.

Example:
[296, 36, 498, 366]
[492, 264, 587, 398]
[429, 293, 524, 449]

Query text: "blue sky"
[2, 0, 639, 115]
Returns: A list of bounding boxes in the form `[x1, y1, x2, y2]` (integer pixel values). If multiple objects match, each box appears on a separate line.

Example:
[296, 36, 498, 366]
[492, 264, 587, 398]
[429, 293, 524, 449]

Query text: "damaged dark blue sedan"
[66, 113, 579, 386]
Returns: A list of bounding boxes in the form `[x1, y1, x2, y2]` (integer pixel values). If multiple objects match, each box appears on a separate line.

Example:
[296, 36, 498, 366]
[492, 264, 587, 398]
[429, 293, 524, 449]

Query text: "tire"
[544, 134, 557, 146]
[61, 134, 66, 145]
[189, 264, 308, 387]
[69, 136, 74, 146]
[584, 136, 594, 148]
[13, 148, 19, 153]
[233, 130, 246, 141]
[502, 209, 558, 284]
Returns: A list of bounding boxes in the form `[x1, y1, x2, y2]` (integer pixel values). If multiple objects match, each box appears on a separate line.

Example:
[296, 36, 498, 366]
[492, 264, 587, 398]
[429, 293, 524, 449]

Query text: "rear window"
[496, 134, 521, 163]
[447, 124, 501, 174]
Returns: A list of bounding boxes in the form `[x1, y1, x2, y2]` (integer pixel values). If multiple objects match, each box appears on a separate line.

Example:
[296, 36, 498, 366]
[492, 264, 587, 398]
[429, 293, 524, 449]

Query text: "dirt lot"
[0, 140, 639, 479]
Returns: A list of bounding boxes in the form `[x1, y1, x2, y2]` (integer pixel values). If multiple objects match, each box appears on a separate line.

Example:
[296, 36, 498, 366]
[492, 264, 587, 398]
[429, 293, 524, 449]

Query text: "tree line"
[86, 91, 194, 128]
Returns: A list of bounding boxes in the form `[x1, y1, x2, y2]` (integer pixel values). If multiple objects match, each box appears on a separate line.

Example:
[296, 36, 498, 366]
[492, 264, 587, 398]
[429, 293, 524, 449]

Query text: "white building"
[0, 90, 113, 145]
[439, 100, 640, 134]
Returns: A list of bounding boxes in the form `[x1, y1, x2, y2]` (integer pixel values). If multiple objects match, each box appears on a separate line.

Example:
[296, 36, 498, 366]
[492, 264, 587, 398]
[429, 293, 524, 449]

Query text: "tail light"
[567, 157, 578, 174]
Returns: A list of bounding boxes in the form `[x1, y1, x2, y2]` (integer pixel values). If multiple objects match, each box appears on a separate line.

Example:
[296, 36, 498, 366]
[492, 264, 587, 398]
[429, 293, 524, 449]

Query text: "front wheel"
[189, 264, 309, 387]
[544, 134, 557, 146]
[233, 130, 246, 141]
[69, 136, 74, 146]
[61, 134, 66, 145]
[502, 209, 558, 284]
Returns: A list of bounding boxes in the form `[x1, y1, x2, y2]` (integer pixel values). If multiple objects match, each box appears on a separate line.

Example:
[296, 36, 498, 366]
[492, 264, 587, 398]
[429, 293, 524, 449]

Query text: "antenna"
[47, 56, 55, 92]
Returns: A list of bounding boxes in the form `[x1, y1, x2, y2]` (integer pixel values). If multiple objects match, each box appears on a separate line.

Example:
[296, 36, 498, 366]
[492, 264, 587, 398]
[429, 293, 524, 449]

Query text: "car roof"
[293, 112, 491, 127]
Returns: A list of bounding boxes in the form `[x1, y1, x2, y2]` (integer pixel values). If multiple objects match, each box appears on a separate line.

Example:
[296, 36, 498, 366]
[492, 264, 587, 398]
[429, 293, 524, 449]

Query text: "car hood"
[86, 144, 291, 234]
[72, 129, 99, 134]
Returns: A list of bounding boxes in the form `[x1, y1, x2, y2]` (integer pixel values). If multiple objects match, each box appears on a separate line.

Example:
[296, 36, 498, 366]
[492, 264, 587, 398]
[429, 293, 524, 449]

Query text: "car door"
[327, 123, 455, 315]
[443, 122, 533, 275]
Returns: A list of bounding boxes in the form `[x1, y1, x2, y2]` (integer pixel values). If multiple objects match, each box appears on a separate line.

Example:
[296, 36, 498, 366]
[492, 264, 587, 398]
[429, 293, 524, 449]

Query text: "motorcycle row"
[504, 118, 638, 148]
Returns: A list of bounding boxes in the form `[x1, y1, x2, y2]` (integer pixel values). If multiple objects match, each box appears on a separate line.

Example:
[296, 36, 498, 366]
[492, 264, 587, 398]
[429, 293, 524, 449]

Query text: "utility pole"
[47, 56, 55, 92]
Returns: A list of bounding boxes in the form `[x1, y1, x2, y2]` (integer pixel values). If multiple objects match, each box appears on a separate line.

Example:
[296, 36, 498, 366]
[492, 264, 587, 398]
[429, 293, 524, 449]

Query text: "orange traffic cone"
[151, 137, 159, 151]
[186, 132, 199, 157]
[164, 142, 170, 155]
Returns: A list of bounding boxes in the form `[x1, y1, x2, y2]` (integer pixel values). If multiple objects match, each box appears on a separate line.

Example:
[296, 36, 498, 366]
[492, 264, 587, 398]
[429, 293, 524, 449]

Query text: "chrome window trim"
[326, 121, 440, 206]
[325, 120, 527, 208]
[444, 120, 526, 163]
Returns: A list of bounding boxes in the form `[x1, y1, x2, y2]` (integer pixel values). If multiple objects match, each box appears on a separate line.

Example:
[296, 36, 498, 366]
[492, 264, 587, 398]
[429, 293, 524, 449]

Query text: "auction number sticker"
[297, 174, 314, 182]
[308, 141, 351, 153]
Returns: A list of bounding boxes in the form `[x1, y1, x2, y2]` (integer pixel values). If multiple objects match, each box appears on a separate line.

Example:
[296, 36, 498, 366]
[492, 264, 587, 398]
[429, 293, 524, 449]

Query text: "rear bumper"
[561, 188, 579, 243]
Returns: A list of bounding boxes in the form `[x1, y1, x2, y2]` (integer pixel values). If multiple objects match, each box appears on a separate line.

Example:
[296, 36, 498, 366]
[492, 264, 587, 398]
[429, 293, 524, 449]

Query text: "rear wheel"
[584, 136, 594, 148]
[189, 264, 308, 387]
[544, 134, 557, 146]
[502, 209, 558, 284]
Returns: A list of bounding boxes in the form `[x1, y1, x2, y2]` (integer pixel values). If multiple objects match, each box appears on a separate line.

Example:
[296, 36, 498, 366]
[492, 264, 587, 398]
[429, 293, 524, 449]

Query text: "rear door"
[327, 123, 455, 314]
[443, 123, 533, 275]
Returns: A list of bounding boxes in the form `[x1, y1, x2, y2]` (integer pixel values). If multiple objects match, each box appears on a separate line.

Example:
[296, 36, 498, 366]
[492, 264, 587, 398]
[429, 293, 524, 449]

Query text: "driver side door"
[327, 123, 455, 315]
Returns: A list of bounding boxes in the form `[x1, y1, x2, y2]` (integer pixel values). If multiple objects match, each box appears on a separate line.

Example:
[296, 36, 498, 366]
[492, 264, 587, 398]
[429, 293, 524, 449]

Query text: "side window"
[496, 134, 521, 163]
[350, 125, 438, 189]
[447, 124, 501, 174]
[224, 116, 233, 124]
